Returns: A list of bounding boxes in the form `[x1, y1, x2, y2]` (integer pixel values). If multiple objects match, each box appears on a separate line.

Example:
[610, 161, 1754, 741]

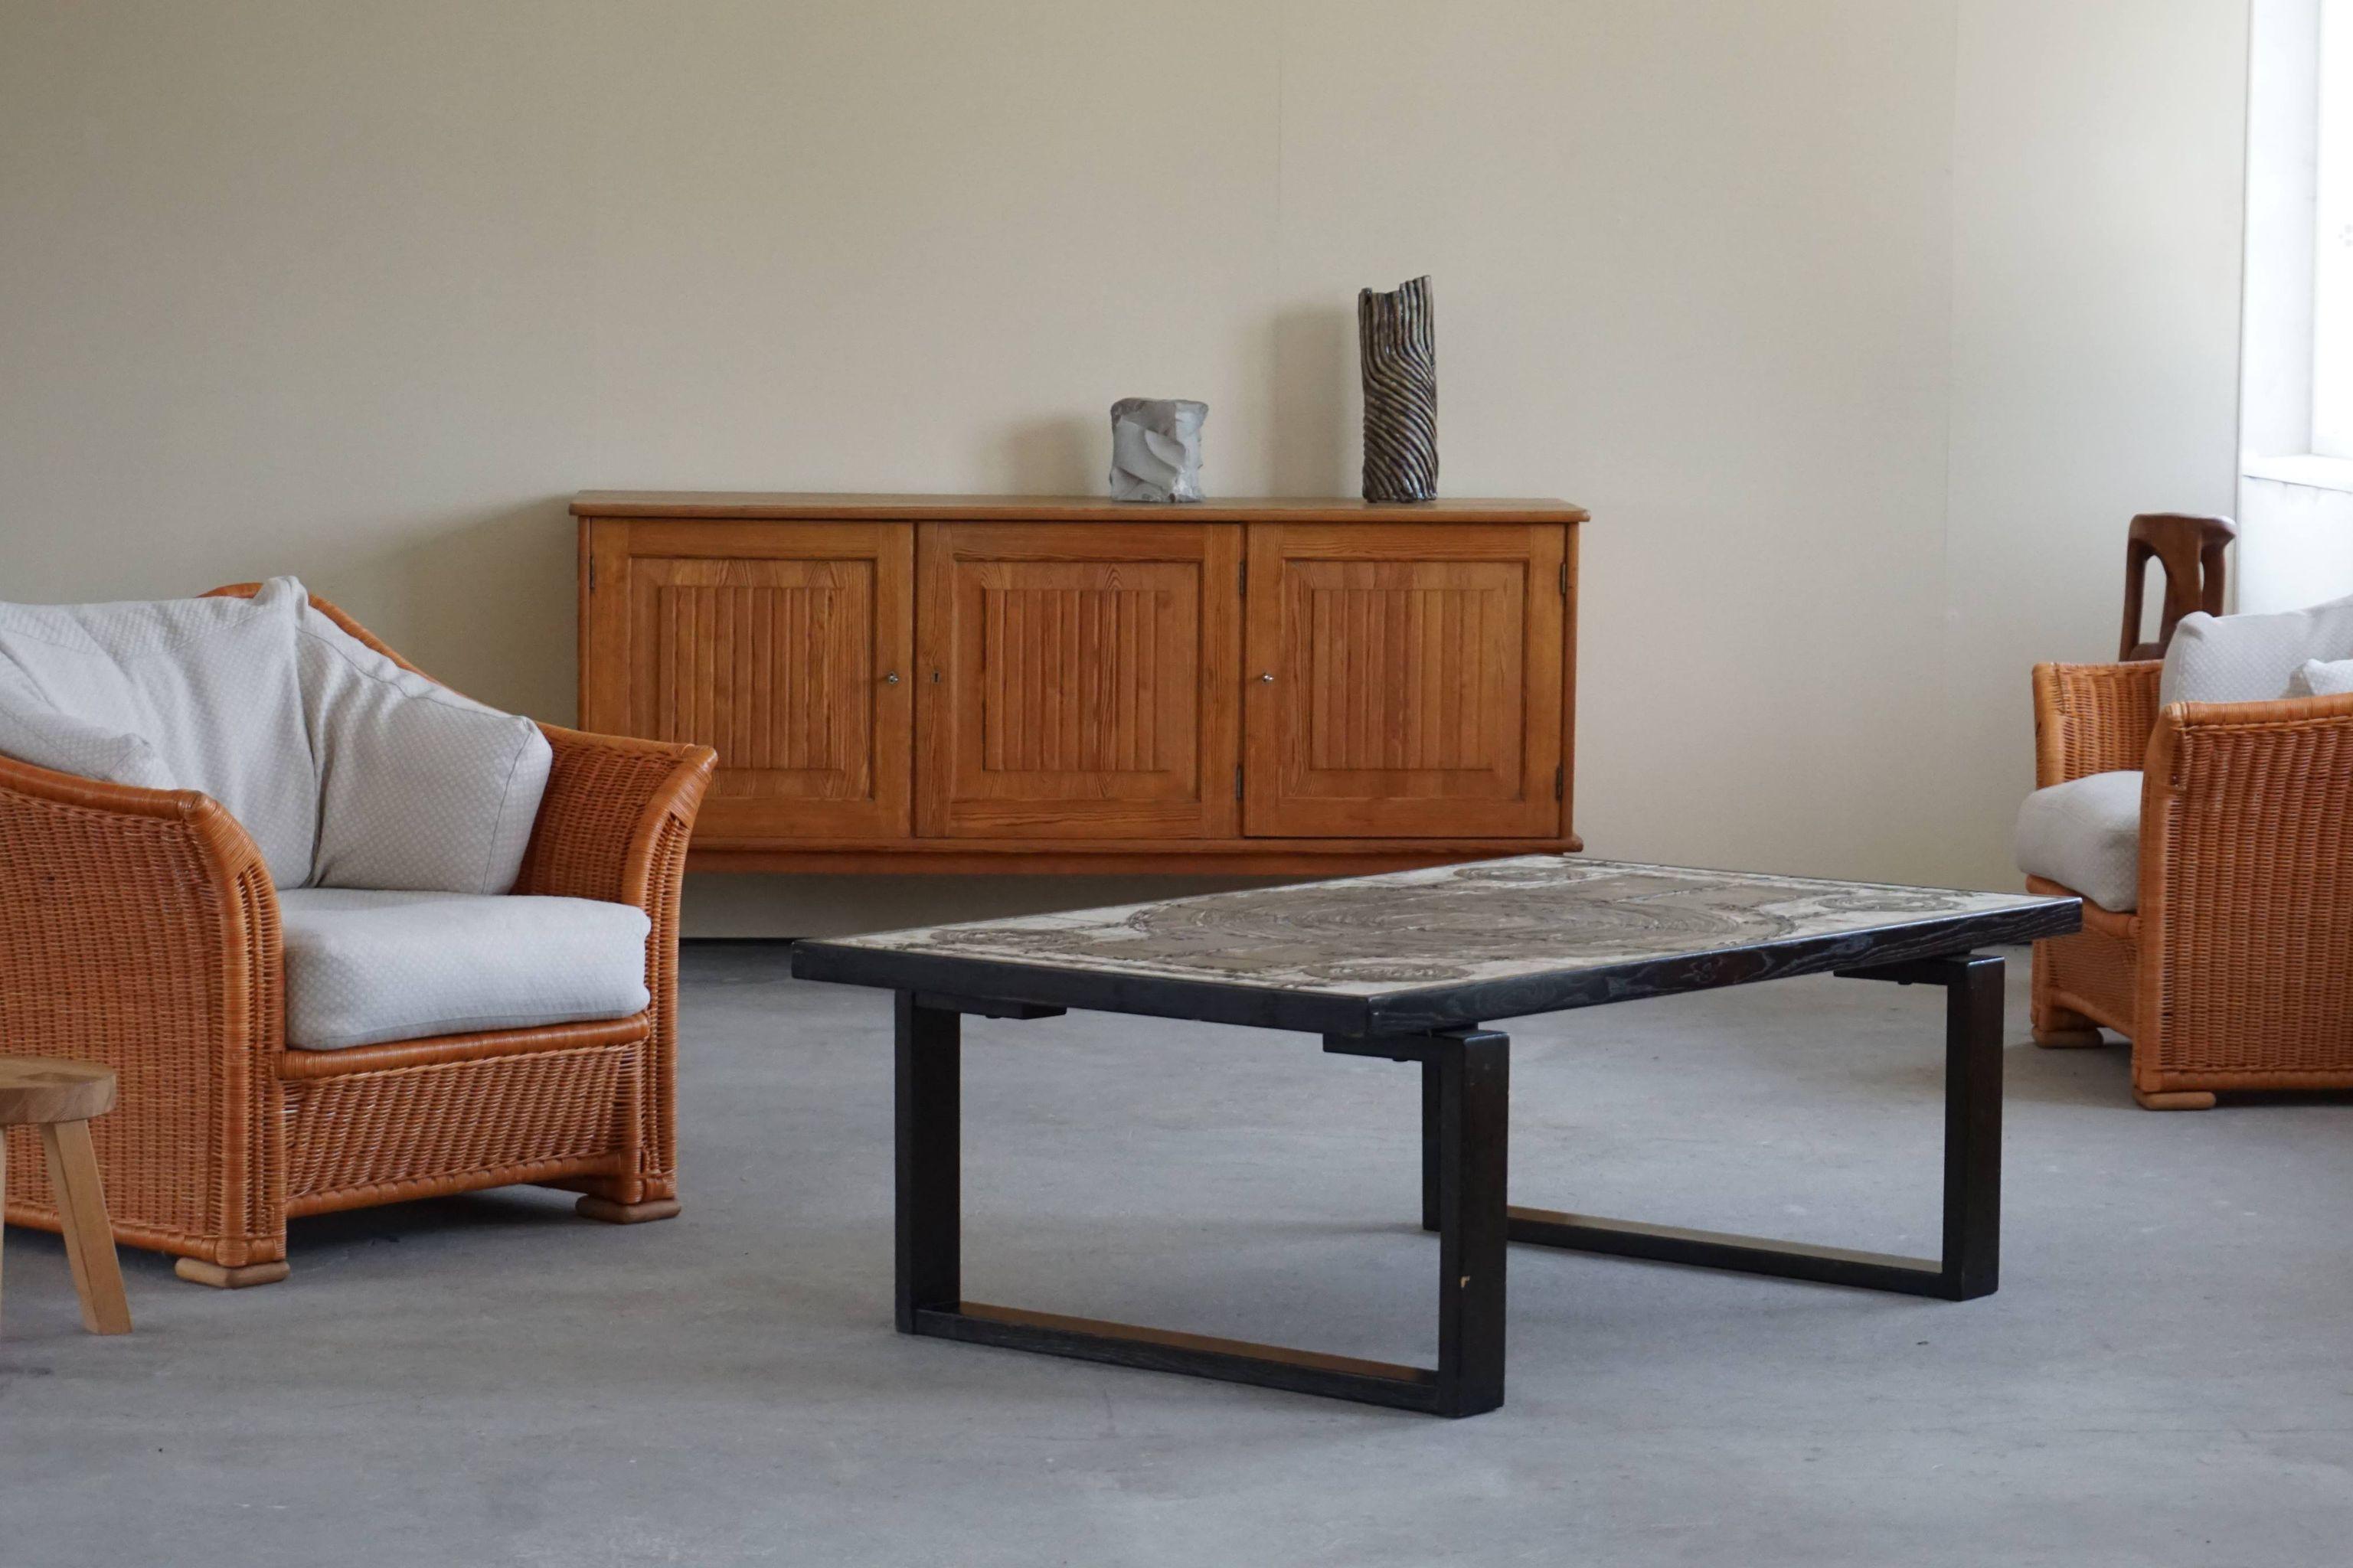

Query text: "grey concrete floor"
[4, 942, 2351, 1566]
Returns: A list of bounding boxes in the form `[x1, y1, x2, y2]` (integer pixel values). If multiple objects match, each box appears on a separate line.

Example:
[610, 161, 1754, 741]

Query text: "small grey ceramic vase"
[1108, 398, 1208, 503]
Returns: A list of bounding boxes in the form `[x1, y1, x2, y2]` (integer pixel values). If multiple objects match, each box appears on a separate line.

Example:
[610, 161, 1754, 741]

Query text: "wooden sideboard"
[574, 492, 1585, 875]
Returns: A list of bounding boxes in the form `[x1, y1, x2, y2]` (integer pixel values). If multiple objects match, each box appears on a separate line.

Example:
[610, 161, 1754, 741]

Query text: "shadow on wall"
[368, 497, 578, 724]
[1272, 303, 1356, 496]
[983, 300, 1361, 503]
[992, 414, 1098, 493]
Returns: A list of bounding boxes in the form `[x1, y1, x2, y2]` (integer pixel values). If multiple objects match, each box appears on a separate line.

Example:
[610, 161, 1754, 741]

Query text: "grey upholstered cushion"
[2289, 658, 2353, 697]
[2159, 594, 2353, 708]
[0, 577, 316, 884]
[278, 888, 649, 1050]
[2014, 769, 2142, 912]
[299, 607, 551, 894]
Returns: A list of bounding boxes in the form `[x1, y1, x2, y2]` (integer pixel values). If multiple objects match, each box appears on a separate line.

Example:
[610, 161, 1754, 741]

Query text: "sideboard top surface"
[571, 492, 1589, 524]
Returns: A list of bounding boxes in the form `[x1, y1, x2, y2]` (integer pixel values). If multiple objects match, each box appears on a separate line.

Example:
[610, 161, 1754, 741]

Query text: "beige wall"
[1943, 0, 2251, 862]
[0, 1, 2247, 935]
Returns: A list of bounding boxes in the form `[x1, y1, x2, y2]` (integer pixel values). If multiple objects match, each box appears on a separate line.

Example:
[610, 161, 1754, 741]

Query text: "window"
[2315, 0, 2353, 457]
[2238, 0, 2353, 611]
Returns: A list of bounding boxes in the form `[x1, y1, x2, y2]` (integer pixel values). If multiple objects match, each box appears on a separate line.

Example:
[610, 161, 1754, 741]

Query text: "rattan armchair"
[2028, 660, 2353, 1109]
[0, 586, 714, 1284]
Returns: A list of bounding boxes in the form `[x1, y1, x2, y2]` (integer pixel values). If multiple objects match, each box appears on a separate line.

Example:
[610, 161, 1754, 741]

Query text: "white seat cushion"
[2014, 769, 2142, 912]
[0, 577, 315, 884]
[2159, 593, 2353, 707]
[279, 888, 649, 1050]
[299, 606, 551, 894]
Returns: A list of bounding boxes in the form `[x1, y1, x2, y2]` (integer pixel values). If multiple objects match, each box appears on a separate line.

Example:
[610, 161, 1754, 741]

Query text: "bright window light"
[2315, 0, 2353, 456]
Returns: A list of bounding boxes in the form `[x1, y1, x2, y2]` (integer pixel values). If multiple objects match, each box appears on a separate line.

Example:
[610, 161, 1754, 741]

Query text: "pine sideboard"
[574, 492, 1585, 875]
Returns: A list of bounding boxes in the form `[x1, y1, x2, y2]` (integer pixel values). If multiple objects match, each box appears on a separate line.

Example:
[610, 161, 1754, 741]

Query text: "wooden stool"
[2121, 512, 2237, 661]
[0, 1058, 132, 1335]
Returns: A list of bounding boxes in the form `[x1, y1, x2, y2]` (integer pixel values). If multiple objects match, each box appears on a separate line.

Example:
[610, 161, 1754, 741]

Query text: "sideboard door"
[1243, 523, 1564, 838]
[916, 522, 1241, 838]
[585, 519, 913, 842]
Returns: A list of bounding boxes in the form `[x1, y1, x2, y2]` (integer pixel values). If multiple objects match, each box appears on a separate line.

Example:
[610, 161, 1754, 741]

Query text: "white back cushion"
[2289, 658, 2353, 697]
[299, 606, 551, 893]
[2159, 593, 2353, 707]
[0, 578, 315, 883]
[0, 700, 175, 793]
[0, 579, 552, 895]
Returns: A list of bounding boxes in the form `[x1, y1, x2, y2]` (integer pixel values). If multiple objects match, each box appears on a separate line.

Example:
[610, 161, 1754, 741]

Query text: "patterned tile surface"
[823, 858, 2068, 998]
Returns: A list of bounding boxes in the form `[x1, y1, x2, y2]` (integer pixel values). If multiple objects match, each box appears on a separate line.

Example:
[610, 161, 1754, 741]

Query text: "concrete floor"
[4, 942, 2351, 1566]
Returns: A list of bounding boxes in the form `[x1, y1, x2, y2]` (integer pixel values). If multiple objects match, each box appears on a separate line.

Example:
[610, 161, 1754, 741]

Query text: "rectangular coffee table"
[791, 858, 2080, 1418]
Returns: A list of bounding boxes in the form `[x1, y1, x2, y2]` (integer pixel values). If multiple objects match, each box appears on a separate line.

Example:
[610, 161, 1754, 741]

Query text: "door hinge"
[1558, 560, 1567, 597]
[1235, 763, 1244, 800]
[1554, 763, 1565, 800]
[1240, 560, 1247, 595]
[588, 556, 597, 592]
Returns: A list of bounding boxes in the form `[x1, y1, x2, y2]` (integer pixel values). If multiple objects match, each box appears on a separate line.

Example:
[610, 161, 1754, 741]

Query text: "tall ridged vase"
[1358, 275, 1437, 502]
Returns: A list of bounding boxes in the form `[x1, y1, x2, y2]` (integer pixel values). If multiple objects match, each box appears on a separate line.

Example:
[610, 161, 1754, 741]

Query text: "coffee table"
[790, 858, 2080, 1418]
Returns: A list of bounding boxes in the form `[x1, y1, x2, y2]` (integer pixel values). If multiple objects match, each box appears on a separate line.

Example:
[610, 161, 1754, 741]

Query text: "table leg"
[41, 1119, 132, 1334]
[1499, 952, 2003, 1302]
[898, 997, 1511, 1416]
[1430, 1030, 1509, 1416]
[895, 993, 961, 1332]
[1420, 1057, 1443, 1233]
[1934, 954, 2004, 1298]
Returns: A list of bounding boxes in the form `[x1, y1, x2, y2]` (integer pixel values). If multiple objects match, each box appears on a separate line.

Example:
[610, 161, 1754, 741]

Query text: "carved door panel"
[1243, 524, 1564, 838]
[917, 523, 1240, 838]
[587, 521, 913, 842]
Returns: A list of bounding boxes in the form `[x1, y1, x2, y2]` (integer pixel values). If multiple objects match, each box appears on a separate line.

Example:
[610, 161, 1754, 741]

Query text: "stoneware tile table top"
[799, 857, 2080, 1035]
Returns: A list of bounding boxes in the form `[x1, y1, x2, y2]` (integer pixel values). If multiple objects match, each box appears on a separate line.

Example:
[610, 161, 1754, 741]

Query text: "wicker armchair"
[0, 586, 714, 1284]
[2028, 660, 2353, 1109]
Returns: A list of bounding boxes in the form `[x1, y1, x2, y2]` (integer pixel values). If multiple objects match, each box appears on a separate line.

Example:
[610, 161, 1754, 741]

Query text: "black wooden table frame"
[885, 952, 2005, 1420]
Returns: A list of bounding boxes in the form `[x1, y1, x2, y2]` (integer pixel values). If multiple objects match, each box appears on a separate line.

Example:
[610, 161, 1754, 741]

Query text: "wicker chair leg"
[2132, 1089, 2218, 1112]
[576, 1195, 681, 1224]
[174, 1258, 292, 1289]
[2031, 999, 2105, 1048]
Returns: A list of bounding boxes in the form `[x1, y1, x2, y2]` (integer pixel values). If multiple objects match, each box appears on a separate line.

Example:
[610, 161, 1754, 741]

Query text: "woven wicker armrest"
[2132, 693, 2353, 1083]
[2142, 691, 2353, 890]
[0, 752, 284, 1261]
[512, 726, 714, 909]
[2031, 661, 2163, 787]
[511, 726, 714, 1207]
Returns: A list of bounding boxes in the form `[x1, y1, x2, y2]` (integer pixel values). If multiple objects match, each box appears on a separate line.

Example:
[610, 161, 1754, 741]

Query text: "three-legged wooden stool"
[0, 1058, 132, 1335]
